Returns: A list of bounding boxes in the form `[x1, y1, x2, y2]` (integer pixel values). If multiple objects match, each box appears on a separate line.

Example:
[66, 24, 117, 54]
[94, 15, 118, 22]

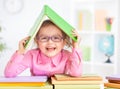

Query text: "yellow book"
[78, 10, 92, 31]
[54, 84, 101, 89]
[51, 77, 103, 85]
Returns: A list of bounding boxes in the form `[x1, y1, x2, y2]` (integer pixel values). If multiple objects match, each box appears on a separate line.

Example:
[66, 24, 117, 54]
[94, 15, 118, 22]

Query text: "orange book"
[54, 74, 103, 81]
[0, 82, 45, 86]
[95, 9, 107, 31]
[51, 74, 103, 85]
[108, 79, 120, 84]
[0, 76, 47, 86]
[51, 77, 103, 85]
[104, 83, 120, 88]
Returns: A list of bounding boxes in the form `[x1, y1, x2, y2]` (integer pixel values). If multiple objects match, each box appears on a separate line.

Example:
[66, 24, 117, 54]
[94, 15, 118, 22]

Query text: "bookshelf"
[70, 0, 119, 76]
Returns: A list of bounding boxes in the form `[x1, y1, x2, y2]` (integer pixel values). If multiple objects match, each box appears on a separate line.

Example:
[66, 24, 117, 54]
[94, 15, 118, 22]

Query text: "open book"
[25, 5, 77, 50]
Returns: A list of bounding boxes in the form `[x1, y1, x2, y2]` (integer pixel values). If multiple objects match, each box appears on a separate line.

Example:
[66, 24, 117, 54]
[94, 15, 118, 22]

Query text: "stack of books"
[51, 74, 103, 89]
[0, 76, 47, 86]
[104, 75, 120, 89]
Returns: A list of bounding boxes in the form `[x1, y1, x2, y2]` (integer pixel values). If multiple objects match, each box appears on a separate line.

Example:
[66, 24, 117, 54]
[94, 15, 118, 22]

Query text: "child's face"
[36, 25, 66, 57]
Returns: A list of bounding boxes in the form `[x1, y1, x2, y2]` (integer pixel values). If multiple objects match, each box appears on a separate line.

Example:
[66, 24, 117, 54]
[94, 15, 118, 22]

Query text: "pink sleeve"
[65, 48, 83, 77]
[4, 51, 32, 77]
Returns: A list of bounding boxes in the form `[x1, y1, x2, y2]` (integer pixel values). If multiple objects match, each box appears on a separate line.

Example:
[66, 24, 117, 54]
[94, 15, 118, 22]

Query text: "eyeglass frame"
[36, 35, 65, 42]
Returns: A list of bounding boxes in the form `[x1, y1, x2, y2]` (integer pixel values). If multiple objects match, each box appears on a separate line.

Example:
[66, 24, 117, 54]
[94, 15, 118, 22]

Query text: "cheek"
[57, 42, 65, 49]
[61, 41, 66, 46]
[37, 43, 46, 50]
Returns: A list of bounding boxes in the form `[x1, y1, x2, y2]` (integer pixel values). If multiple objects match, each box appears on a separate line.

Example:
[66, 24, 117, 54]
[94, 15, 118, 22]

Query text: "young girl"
[4, 20, 82, 77]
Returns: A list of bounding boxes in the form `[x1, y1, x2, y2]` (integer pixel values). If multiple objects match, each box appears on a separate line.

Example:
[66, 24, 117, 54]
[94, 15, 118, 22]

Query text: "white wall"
[0, 0, 71, 76]
[117, 0, 120, 73]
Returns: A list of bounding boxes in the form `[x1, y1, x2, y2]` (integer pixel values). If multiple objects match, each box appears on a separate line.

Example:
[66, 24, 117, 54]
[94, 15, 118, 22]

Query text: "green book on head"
[25, 5, 77, 50]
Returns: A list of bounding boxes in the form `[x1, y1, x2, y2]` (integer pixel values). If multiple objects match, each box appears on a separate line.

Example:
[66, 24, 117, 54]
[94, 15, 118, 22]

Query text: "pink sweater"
[4, 48, 82, 77]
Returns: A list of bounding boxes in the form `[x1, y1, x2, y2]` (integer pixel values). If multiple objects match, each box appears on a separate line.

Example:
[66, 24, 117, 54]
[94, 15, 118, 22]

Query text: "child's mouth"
[46, 47, 56, 51]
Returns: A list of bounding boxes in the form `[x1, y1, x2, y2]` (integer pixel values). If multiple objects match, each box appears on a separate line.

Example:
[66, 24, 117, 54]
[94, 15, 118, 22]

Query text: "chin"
[46, 53, 57, 57]
[47, 55, 55, 57]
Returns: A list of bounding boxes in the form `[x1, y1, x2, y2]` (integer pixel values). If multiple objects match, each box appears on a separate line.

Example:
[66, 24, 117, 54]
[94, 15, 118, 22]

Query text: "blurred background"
[0, 0, 120, 76]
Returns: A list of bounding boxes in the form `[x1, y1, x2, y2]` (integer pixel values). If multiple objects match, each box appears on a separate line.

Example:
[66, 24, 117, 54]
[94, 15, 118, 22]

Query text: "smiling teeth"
[47, 48, 55, 51]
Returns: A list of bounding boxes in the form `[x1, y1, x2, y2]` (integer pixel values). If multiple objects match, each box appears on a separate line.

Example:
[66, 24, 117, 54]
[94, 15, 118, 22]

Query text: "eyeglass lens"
[38, 35, 63, 42]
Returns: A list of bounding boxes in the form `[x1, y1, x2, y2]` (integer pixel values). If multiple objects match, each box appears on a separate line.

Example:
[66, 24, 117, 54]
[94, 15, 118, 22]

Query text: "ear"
[63, 39, 67, 46]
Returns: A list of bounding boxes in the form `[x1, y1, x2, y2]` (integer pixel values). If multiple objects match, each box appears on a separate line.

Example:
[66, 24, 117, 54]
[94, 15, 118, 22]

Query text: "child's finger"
[71, 30, 79, 38]
[19, 36, 30, 46]
[24, 36, 30, 42]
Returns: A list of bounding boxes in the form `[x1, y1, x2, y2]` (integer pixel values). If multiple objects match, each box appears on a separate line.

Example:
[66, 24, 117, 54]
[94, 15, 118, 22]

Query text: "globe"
[98, 35, 114, 63]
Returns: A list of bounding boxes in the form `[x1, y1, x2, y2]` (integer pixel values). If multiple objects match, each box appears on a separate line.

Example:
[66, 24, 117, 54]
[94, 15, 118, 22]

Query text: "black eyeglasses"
[37, 35, 64, 42]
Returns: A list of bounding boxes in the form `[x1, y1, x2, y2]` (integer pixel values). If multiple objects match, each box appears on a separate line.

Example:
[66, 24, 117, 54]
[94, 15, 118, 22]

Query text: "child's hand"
[72, 30, 81, 48]
[17, 36, 30, 54]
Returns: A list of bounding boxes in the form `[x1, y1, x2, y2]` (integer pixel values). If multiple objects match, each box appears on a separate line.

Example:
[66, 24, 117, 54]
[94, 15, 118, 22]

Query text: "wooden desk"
[0, 82, 53, 89]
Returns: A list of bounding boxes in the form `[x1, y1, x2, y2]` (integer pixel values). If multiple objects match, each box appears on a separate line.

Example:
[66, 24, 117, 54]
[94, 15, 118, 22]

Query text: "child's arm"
[66, 30, 82, 77]
[66, 48, 82, 77]
[4, 37, 31, 77]
[17, 36, 30, 54]
[71, 30, 81, 49]
[4, 51, 32, 77]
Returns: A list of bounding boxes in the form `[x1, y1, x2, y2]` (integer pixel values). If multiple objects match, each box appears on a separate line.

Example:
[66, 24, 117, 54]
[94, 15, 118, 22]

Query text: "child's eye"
[39, 36, 48, 42]
[53, 36, 60, 39]
[52, 36, 63, 41]
[41, 37, 48, 39]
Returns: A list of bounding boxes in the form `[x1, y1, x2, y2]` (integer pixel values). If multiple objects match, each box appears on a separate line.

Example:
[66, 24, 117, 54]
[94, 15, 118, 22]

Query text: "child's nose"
[47, 38, 54, 43]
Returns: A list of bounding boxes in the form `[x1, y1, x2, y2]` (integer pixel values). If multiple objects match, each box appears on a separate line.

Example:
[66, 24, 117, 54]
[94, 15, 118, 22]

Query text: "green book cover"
[25, 5, 76, 49]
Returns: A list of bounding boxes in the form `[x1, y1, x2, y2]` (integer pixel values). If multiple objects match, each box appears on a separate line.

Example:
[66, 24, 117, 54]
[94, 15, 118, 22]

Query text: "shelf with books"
[70, 0, 118, 76]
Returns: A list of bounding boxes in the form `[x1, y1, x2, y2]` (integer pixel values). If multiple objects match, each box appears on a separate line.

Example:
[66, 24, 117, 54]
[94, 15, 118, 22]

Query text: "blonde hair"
[35, 19, 72, 48]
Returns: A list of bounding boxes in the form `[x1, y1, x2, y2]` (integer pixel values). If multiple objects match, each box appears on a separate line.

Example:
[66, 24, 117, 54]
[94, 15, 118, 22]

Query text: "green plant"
[0, 26, 6, 53]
